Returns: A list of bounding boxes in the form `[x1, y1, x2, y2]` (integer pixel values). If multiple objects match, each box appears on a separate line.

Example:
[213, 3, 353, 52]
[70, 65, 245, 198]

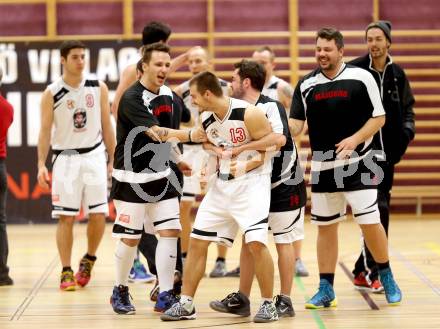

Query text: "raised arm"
[37, 88, 54, 189]
[169, 52, 189, 75]
[111, 64, 137, 118]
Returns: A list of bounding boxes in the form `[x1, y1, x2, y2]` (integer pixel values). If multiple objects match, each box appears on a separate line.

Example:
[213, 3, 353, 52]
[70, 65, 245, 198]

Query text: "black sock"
[320, 273, 335, 286]
[84, 254, 97, 261]
[216, 257, 226, 263]
[62, 266, 73, 272]
[377, 261, 390, 271]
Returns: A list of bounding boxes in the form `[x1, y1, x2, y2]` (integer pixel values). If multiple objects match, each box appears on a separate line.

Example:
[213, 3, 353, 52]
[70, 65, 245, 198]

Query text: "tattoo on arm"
[157, 128, 169, 138]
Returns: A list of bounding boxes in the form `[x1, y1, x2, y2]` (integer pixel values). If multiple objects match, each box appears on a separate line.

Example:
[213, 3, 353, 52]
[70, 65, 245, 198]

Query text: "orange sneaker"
[353, 272, 370, 290]
[60, 270, 76, 291]
[75, 257, 95, 287]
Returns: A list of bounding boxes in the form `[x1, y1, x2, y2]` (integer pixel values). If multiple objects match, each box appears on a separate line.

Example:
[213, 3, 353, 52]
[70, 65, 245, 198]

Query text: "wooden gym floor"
[1, 216, 440, 329]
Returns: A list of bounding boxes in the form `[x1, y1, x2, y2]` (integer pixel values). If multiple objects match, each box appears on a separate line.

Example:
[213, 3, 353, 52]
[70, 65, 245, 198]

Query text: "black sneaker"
[209, 291, 251, 316]
[0, 276, 13, 286]
[274, 295, 295, 317]
[224, 266, 240, 277]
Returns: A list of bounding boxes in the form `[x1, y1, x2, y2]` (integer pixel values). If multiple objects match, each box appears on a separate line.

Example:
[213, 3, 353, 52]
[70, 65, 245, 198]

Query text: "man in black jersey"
[109, 43, 205, 315]
[111, 21, 190, 294]
[209, 60, 306, 318]
[289, 27, 402, 308]
[133, 59, 192, 299]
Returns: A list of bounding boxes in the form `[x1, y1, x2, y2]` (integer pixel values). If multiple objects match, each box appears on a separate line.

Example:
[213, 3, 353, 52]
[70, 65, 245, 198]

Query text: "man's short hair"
[59, 40, 86, 59]
[142, 42, 170, 64]
[234, 59, 266, 92]
[254, 45, 276, 61]
[189, 71, 223, 97]
[142, 21, 171, 45]
[316, 27, 344, 50]
[136, 59, 143, 74]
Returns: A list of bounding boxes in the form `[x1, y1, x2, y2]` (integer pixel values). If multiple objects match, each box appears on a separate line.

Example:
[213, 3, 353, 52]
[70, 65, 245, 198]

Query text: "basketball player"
[161, 71, 278, 323]
[112, 21, 188, 290]
[37, 40, 116, 291]
[174, 46, 231, 278]
[289, 27, 402, 308]
[209, 60, 306, 318]
[109, 43, 206, 315]
[251, 46, 309, 277]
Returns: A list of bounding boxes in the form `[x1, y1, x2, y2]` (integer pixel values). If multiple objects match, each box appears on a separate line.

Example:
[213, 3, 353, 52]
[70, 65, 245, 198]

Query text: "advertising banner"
[1, 40, 140, 223]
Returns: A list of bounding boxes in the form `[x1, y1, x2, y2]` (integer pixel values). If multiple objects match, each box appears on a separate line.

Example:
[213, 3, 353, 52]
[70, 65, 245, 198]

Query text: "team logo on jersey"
[86, 94, 94, 108]
[73, 108, 87, 130]
[142, 90, 153, 113]
[67, 99, 75, 110]
[209, 128, 219, 139]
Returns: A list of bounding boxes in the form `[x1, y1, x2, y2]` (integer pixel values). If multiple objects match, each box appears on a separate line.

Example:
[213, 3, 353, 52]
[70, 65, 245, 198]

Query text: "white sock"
[155, 237, 178, 292]
[115, 239, 137, 286]
[180, 295, 194, 311]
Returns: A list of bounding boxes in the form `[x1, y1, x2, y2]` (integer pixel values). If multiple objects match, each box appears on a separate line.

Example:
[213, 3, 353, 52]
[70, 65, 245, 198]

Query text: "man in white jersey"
[37, 40, 116, 291]
[161, 71, 278, 323]
[174, 46, 231, 278]
[252, 46, 294, 113]
[252, 45, 309, 278]
[209, 60, 306, 318]
[109, 43, 206, 315]
[289, 28, 402, 308]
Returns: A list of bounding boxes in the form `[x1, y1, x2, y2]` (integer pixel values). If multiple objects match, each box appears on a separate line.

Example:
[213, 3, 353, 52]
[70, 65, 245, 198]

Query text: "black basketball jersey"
[111, 81, 179, 203]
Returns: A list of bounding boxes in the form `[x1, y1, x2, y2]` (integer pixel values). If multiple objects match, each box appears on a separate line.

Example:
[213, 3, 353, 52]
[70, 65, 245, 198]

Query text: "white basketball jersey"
[179, 78, 229, 124]
[48, 77, 103, 152]
[262, 75, 283, 101]
[201, 97, 272, 179]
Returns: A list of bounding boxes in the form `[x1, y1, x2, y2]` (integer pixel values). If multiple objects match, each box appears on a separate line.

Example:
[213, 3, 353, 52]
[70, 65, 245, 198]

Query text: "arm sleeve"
[362, 70, 386, 117]
[264, 102, 284, 134]
[289, 82, 306, 121]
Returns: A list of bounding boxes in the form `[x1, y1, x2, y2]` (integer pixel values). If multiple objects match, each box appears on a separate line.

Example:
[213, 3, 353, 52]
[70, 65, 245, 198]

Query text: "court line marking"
[10, 255, 58, 321]
[295, 276, 327, 329]
[338, 261, 380, 310]
[390, 247, 440, 297]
